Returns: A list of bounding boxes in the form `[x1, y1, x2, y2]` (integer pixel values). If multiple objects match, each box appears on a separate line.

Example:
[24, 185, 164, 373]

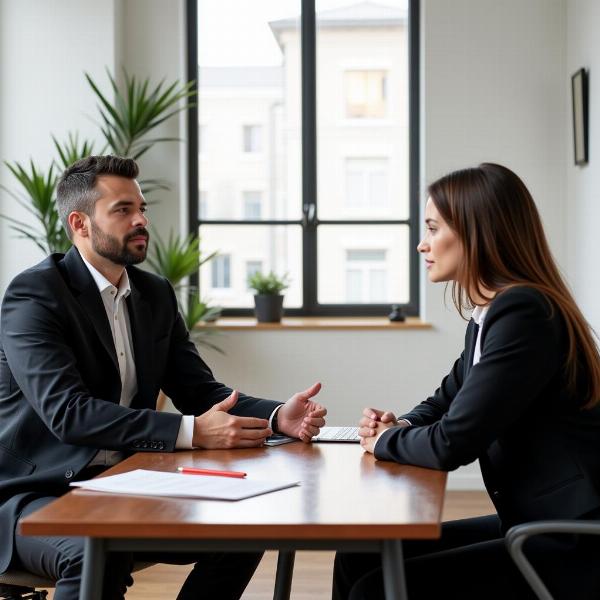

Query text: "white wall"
[566, 0, 600, 332]
[0, 0, 119, 285]
[0, 0, 571, 489]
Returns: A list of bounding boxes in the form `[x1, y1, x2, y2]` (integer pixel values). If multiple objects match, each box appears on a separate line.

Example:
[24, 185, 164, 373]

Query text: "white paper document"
[71, 469, 300, 501]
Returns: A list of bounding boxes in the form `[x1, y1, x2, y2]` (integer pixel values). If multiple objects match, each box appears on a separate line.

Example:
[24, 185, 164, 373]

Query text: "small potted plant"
[247, 271, 290, 323]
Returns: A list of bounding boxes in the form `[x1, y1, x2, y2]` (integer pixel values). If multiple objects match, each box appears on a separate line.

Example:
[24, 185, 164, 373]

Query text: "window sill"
[197, 316, 431, 331]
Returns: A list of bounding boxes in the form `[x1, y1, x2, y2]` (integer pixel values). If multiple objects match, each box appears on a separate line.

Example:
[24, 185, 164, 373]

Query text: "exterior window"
[245, 260, 263, 289]
[345, 70, 387, 118]
[243, 191, 262, 219]
[211, 254, 231, 289]
[243, 125, 262, 153]
[345, 159, 389, 209]
[345, 249, 387, 303]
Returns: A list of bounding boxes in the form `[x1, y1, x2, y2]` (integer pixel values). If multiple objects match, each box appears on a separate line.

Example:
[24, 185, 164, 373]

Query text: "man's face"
[87, 175, 149, 266]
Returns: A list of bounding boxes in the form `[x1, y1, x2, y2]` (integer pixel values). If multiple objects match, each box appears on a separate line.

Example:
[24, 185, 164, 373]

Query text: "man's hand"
[358, 407, 408, 454]
[193, 390, 272, 449]
[277, 382, 327, 443]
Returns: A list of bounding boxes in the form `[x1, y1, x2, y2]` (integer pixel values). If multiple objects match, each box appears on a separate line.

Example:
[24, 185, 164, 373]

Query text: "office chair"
[0, 569, 51, 599]
[506, 520, 600, 600]
[0, 562, 155, 600]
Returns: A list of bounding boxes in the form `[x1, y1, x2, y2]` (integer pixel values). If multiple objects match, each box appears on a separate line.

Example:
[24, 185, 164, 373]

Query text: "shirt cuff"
[268, 404, 284, 432]
[175, 415, 195, 449]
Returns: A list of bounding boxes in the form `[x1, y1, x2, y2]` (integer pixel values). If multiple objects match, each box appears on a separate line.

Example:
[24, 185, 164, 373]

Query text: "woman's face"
[417, 197, 464, 283]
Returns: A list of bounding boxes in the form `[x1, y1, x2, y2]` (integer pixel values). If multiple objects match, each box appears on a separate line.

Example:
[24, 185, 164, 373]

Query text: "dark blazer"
[376, 286, 600, 529]
[0, 247, 280, 572]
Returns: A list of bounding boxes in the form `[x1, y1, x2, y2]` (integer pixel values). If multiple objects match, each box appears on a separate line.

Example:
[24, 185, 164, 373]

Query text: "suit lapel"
[126, 277, 154, 409]
[61, 247, 119, 374]
[464, 319, 479, 378]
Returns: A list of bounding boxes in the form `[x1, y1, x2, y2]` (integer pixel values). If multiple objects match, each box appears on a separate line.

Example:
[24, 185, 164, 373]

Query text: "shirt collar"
[472, 304, 490, 325]
[80, 254, 131, 299]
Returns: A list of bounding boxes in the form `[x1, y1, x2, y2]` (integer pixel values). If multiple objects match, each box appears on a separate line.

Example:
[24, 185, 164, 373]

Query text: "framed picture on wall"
[571, 68, 589, 166]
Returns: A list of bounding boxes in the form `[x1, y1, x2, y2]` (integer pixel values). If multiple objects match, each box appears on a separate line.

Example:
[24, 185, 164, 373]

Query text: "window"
[245, 260, 263, 289]
[188, 0, 419, 316]
[345, 70, 388, 118]
[345, 159, 389, 209]
[243, 125, 262, 153]
[211, 254, 231, 289]
[345, 249, 388, 303]
[243, 191, 262, 219]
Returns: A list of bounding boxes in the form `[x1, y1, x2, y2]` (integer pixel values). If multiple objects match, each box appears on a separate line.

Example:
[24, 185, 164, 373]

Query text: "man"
[0, 155, 326, 599]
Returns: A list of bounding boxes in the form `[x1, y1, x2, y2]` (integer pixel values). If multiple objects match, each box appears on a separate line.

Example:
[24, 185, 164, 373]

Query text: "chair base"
[0, 583, 48, 600]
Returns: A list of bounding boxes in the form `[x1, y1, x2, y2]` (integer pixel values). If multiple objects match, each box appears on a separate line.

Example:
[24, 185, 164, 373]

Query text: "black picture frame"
[571, 68, 589, 166]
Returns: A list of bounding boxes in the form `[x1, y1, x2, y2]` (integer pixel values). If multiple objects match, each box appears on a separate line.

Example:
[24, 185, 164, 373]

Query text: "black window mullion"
[301, 0, 317, 315]
[408, 0, 420, 317]
[186, 0, 199, 291]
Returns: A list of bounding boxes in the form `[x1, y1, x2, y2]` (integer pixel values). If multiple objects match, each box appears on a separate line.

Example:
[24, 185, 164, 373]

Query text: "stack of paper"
[71, 469, 300, 501]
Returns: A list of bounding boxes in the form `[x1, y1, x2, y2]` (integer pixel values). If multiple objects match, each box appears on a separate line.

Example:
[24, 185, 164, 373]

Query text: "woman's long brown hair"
[428, 162, 600, 409]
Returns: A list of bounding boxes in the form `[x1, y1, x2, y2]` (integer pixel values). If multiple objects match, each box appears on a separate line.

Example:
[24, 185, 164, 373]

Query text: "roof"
[269, 2, 406, 35]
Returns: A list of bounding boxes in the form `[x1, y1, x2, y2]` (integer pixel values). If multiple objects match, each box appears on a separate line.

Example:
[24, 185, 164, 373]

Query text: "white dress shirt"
[471, 304, 490, 366]
[81, 257, 193, 466]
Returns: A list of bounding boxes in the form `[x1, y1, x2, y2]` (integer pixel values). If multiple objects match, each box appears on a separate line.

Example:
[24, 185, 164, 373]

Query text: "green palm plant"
[1, 69, 220, 349]
[147, 230, 223, 353]
[1, 161, 69, 255]
[86, 69, 195, 159]
[0, 133, 96, 254]
[53, 132, 96, 170]
[85, 69, 195, 195]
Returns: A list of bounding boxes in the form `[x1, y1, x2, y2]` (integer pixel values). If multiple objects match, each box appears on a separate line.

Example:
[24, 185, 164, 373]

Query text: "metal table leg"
[273, 550, 296, 600]
[80, 537, 106, 600]
[382, 539, 408, 600]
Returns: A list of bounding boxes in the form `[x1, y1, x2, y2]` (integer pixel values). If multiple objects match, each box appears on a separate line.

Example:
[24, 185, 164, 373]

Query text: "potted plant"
[247, 271, 290, 323]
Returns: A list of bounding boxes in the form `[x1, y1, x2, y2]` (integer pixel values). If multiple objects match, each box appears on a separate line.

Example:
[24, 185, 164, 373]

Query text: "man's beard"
[90, 220, 149, 266]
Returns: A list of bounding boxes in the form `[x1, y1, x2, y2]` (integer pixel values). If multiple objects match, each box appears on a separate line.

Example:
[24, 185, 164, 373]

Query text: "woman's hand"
[358, 407, 407, 454]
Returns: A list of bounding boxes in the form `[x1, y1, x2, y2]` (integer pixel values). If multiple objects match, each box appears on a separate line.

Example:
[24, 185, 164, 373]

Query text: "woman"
[333, 163, 600, 600]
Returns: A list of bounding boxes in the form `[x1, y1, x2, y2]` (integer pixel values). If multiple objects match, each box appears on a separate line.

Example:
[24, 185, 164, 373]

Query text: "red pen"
[177, 467, 247, 478]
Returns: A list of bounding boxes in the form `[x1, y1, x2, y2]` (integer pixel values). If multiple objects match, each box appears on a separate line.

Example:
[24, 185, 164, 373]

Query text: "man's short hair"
[56, 155, 139, 239]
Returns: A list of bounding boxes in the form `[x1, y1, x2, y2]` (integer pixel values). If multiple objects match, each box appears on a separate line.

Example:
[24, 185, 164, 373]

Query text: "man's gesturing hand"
[277, 382, 327, 443]
[192, 390, 272, 449]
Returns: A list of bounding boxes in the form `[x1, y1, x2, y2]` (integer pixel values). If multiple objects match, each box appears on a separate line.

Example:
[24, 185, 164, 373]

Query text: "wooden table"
[19, 442, 447, 600]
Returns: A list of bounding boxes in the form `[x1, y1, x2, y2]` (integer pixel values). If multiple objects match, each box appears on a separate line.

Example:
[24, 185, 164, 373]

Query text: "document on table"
[71, 469, 300, 501]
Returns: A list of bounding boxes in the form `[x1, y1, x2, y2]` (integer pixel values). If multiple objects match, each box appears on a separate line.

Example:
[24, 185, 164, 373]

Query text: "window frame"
[186, 0, 420, 317]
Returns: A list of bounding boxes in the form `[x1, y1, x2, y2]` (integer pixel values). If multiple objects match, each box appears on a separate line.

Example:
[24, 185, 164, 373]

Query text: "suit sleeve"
[1, 276, 182, 451]
[375, 289, 562, 470]
[159, 282, 281, 420]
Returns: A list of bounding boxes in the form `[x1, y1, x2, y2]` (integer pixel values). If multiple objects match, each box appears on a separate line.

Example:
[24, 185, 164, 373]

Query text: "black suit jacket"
[376, 286, 600, 529]
[0, 247, 280, 571]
